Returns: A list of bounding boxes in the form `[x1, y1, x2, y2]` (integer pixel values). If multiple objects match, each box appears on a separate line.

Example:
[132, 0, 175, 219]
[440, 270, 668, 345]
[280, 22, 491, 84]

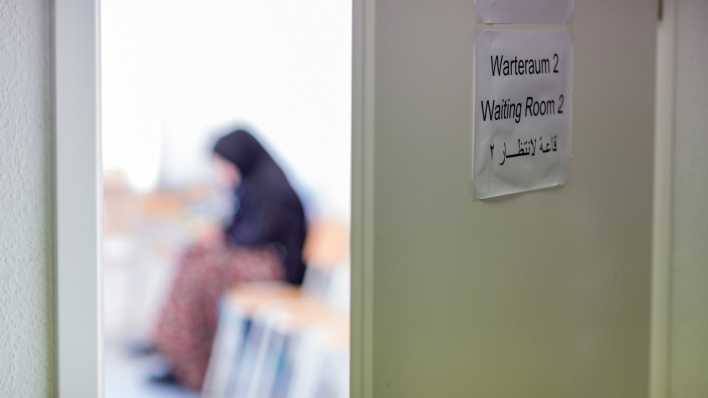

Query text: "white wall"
[0, 0, 55, 396]
[102, 0, 352, 219]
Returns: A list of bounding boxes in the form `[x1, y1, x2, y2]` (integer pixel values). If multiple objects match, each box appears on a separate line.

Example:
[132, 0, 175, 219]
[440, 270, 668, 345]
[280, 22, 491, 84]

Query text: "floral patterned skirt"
[153, 243, 284, 390]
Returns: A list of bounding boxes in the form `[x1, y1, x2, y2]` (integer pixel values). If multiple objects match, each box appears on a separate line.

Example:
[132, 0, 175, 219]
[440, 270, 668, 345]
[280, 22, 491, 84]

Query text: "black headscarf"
[213, 129, 308, 285]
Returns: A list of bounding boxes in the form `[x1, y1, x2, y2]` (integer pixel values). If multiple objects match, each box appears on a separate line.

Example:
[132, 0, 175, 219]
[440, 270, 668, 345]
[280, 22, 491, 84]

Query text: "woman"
[152, 129, 308, 390]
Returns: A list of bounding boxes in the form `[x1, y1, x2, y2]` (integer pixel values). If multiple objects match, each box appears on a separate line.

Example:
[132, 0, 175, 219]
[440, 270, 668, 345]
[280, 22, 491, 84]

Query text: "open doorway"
[100, 2, 352, 397]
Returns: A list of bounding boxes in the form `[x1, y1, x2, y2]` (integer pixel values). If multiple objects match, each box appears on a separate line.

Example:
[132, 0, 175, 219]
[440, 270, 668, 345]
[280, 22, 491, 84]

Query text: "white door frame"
[55, 0, 102, 397]
[54, 0, 375, 397]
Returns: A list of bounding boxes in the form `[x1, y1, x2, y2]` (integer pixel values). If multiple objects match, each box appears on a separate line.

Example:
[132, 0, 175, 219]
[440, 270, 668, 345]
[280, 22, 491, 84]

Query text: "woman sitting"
[152, 129, 307, 390]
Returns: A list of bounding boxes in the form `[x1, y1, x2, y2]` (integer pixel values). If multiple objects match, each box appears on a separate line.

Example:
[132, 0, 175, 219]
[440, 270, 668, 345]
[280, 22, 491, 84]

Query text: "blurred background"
[101, 1, 351, 397]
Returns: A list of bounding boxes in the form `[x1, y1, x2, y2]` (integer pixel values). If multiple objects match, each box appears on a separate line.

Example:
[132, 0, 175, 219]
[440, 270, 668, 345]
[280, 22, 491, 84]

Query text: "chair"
[202, 220, 350, 398]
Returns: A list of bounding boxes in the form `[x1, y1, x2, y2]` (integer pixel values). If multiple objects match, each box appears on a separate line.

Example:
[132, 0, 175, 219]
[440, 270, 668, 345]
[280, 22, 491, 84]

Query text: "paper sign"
[476, 0, 574, 25]
[473, 30, 573, 199]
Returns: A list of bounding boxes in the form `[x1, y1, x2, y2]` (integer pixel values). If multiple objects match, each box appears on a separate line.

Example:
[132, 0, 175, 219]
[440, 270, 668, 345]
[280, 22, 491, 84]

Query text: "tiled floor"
[104, 343, 198, 398]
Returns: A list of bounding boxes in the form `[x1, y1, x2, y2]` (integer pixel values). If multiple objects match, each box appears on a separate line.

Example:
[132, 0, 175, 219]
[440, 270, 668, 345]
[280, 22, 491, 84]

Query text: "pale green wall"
[369, 0, 656, 397]
[669, 1, 708, 397]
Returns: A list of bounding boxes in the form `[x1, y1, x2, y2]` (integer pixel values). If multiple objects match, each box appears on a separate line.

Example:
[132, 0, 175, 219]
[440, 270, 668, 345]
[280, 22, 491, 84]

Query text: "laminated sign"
[473, 30, 573, 199]
[476, 0, 574, 25]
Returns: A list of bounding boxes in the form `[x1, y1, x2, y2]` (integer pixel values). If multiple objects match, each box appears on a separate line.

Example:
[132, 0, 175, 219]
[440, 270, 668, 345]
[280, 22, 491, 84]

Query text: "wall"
[102, 0, 352, 219]
[0, 0, 55, 396]
[669, 0, 708, 396]
[369, 0, 656, 397]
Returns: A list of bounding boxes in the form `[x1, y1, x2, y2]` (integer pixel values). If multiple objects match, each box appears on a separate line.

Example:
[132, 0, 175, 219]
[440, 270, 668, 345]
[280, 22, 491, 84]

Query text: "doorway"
[100, 2, 352, 397]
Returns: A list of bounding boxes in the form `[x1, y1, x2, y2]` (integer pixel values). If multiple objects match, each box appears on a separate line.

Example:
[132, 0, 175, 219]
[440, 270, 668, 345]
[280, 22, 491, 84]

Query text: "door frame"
[55, 1, 102, 396]
[54, 0, 375, 396]
[651, 0, 676, 397]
